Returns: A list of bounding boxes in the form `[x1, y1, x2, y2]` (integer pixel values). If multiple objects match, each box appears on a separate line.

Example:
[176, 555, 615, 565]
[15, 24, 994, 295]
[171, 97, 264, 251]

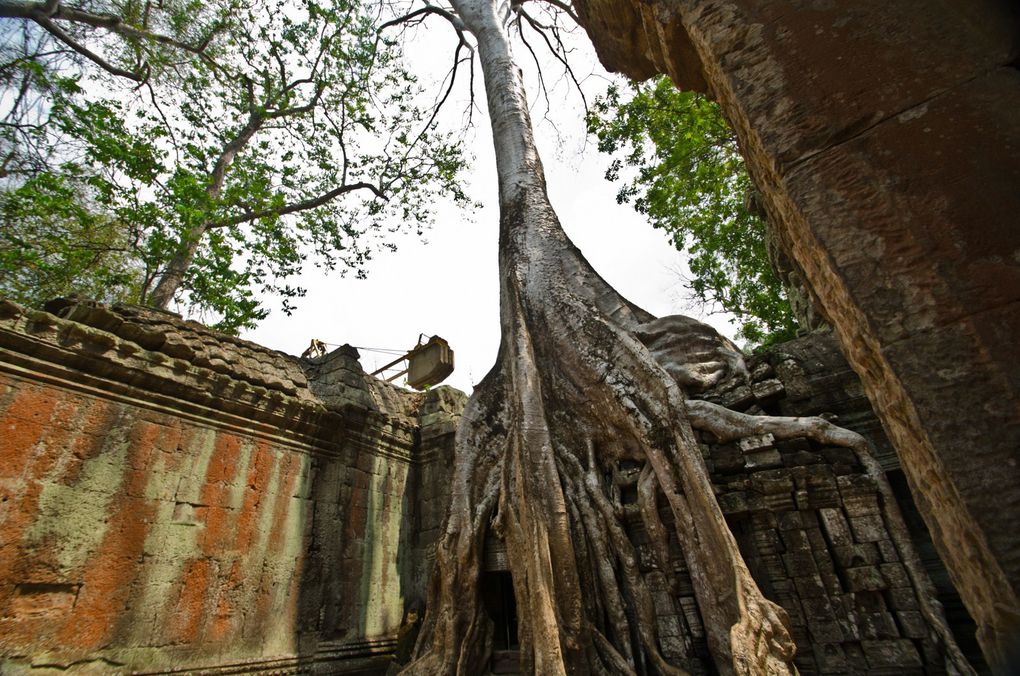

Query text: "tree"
[0, 0, 469, 331]
[385, 1, 972, 674]
[0, 169, 145, 307]
[587, 77, 798, 346]
[383, 0, 815, 673]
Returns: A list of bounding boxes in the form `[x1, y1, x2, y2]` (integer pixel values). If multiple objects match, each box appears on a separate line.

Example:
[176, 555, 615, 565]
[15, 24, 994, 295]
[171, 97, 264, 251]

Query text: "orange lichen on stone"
[0, 383, 82, 650]
[0, 298, 427, 672]
[207, 560, 240, 644]
[0, 385, 60, 480]
[59, 399, 114, 483]
[170, 558, 213, 644]
[234, 440, 274, 553]
[0, 479, 47, 646]
[268, 452, 303, 553]
[54, 422, 161, 652]
[198, 433, 243, 555]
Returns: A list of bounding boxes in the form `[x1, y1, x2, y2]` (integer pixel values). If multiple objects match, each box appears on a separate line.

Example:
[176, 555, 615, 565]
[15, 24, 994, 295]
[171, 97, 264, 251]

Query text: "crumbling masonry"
[0, 298, 983, 673]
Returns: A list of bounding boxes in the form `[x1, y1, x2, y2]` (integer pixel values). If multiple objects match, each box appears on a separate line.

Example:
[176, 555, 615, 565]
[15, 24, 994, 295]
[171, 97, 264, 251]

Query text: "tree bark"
[146, 224, 208, 309]
[146, 110, 263, 309]
[401, 1, 799, 673]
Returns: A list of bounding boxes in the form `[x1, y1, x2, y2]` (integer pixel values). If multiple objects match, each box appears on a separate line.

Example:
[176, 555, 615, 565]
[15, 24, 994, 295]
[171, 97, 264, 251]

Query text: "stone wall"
[570, 1, 1020, 668]
[0, 299, 456, 674]
[0, 296, 983, 673]
[598, 332, 981, 674]
[711, 334, 983, 673]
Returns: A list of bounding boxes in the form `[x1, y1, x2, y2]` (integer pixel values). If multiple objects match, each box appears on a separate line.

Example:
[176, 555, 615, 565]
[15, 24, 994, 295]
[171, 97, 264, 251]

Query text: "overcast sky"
[244, 14, 738, 393]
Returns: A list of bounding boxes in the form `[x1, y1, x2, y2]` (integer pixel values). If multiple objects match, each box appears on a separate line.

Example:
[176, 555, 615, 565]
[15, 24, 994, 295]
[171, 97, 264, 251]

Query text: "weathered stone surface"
[681, 336, 979, 672]
[861, 638, 924, 669]
[0, 298, 459, 674]
[572, 0, 1020, 667]
[0, 298, 987, 673]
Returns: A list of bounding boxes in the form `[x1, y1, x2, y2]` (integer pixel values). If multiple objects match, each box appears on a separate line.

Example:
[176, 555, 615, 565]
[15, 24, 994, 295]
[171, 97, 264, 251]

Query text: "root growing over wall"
[397, 1, 970, 673]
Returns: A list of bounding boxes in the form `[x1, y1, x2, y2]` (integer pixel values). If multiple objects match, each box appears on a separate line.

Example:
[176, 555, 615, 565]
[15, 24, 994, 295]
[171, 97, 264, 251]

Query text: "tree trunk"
[146, 224, 207, 309]
[145, 111, 262, 310]
[401, 1, 798, 674]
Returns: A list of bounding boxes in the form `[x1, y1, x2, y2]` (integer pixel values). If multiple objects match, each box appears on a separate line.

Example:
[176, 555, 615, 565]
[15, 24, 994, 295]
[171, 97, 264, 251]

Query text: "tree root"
[399, 1, 801, 672]
[686, 400, 975, 675]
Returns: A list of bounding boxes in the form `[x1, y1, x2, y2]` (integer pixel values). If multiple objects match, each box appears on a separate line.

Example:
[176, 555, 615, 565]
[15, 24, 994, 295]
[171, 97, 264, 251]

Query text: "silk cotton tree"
[390, 1, 976, 675]
[394, 0, 800, 673]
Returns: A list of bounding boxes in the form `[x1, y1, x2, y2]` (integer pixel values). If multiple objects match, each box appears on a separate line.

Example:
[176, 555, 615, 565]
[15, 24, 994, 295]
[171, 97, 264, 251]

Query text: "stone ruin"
[0, 298, 985, 673]
[569, 3, 1019, 667]
[0, 1, 1013, 672]
[0, 298, 459, 673]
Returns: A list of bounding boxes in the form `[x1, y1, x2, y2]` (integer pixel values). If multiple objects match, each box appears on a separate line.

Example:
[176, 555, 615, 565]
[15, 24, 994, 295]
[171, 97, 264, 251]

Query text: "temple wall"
[594, 332, 981, 674]
[713, 334, 983, 673]
[0, 296, 982, 673]
[571, 1, 1020, 667]
[0, 300, 453, 674]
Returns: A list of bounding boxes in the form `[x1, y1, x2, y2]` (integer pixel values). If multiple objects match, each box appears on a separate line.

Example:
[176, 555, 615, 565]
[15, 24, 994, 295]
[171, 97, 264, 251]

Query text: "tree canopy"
[0, 0, 470, 331]
[587, 76, 798, 346]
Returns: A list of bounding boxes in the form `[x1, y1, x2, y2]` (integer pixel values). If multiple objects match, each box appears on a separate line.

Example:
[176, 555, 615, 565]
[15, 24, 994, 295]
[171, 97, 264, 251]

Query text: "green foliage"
[587, 77, 797, 346]
[0, 171, 144, 306]
[1, 0, 470, 332]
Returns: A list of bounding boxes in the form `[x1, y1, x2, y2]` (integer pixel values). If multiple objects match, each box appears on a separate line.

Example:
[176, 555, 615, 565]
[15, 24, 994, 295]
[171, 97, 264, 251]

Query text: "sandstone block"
[750, 361, 774, 381]
[800, 595, 835, 623]
[833, 542, 881, 568]
[717, 491, 749, 515]
[820, 570, 844, 597]
[738, 433, 775, 453]
[819, 507, 854, 546]
[880, 563, 912, 589]
[744, 449, 782, 470]
[718, 385, 754, 410]
[754, 473, 793, 495]
[751, 378, 785, 403]
[783, 550, 817, 575]
[807, 620, 844, 644]
[887, 587, 920, 611]
[849, 513, 887, 543]
[782, 450, 820, 468]
[860, 611, 900, 640]
[861, 639, 923, 669]
[816, 642, 848, 672]
[776, 510, 806, 531]
[896, 610, 928, 640]
[793, 572, 827, 598]
[844, 565, 886, 592]
[819, 446, 859, 467]
[876, 539, 899, 563]
[764, 492, 796, 512]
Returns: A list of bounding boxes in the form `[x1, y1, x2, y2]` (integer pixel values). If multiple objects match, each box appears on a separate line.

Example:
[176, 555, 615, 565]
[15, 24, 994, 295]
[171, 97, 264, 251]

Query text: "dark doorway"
[481, 570, 519, 650]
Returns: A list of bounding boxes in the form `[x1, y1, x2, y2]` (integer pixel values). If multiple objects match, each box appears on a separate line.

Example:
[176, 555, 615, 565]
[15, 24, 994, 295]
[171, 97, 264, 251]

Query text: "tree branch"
[0, 0, 225, 81]
[206, 110, 265, 201]
[377, 2, 479, 137]
[213, 181, 386, 228]
[0, 0, 221, 56]
[685, 399, 869, 452]
[32, 14, 146, 81]
[531, 0, 580, 26]
[379, 4, 466, 33]
[516, 6, 587, 115]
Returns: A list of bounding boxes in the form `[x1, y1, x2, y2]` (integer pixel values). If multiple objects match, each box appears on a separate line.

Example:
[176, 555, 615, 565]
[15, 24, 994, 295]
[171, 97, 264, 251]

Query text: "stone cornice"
[0, 301, 417, 462]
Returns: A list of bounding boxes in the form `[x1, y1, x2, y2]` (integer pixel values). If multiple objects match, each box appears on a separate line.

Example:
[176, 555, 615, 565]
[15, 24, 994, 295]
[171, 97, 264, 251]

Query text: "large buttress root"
[401, 0, 797, 673]
[402, 181, 798, 675]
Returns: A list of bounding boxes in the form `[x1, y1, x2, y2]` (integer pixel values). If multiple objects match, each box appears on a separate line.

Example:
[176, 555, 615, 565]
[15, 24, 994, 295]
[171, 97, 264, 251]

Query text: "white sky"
[244, 14, 738, 393]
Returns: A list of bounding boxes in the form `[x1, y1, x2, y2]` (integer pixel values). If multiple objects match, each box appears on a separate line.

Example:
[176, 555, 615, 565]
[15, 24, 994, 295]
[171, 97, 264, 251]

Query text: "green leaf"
[588, 77, 798, 346]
